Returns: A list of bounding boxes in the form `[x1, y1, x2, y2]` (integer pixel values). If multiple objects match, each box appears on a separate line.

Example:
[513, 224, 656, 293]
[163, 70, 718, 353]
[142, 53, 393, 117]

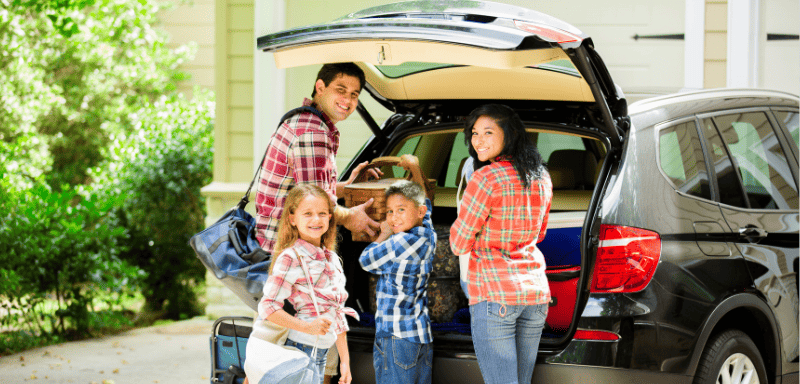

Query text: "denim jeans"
[373, 336, 433, 384]
[469, 301, 548, 384]
[285, 339, 329, 384]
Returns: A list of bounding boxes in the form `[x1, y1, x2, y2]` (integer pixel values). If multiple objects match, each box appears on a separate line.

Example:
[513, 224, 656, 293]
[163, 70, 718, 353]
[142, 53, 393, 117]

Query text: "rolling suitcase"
[210, 316, 253, 384]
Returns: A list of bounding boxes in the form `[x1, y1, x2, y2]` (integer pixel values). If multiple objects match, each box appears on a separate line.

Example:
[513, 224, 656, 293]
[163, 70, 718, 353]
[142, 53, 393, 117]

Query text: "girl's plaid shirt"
[450, 160, 553, 306]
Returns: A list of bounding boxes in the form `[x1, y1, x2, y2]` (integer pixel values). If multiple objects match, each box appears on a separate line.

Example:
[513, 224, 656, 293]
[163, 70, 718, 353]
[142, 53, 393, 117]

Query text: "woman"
[450, 104, 552, 384]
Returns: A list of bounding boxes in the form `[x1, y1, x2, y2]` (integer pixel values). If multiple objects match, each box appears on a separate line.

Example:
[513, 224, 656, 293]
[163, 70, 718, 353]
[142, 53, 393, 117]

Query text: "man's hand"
[341, 198, 380, 238]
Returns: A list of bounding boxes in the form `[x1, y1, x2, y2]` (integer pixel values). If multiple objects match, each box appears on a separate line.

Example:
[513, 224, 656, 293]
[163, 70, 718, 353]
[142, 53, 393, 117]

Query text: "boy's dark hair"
[311, 63, 366, 97]
[385, 180, 426, 207]
[464, 103, 545, 188]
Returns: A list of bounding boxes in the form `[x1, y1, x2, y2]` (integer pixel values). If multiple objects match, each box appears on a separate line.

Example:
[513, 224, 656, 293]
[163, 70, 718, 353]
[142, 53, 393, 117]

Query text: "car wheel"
[693, 329, 767, 384]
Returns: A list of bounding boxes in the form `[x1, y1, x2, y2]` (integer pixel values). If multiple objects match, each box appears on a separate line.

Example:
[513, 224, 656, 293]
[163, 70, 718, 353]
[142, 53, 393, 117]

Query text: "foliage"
[0, 0, 193, 189]
[93, 88, 215, 319]
[0, 178, 142, 345]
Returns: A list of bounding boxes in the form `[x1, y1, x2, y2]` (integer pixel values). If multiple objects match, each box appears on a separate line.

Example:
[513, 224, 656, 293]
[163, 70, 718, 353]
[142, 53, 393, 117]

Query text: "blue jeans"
[285, 339, 328, 384]
[469, 301, 548, 384]
[373, 336, 433, 384]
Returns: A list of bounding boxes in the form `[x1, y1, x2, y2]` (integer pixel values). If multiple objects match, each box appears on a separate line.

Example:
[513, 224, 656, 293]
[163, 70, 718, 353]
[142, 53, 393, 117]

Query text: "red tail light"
[513, 20, 581, 43]
[574, 330, 620, 341]
[590, 225, 661, 293]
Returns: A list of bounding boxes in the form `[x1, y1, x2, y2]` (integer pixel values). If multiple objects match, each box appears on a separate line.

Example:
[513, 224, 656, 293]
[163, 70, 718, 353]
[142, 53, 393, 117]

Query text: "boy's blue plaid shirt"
[359, 199, 436, 344]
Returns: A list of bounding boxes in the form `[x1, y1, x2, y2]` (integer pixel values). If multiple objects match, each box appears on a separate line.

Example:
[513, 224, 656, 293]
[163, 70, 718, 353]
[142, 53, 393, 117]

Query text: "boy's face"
[313, 73, 361, 124]
[385, 194, 426, 234]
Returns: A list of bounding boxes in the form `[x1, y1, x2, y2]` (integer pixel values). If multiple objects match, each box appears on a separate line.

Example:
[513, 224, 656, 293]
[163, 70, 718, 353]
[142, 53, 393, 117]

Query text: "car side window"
[775, 110, 798, 155]
[713, 112, 798, 210]
[701, 118, 748, 208]
[657, 121, 711, 199]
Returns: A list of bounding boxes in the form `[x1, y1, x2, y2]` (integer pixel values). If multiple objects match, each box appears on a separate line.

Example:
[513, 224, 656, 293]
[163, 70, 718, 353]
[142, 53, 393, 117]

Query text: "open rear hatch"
[257, 0, 629, 353]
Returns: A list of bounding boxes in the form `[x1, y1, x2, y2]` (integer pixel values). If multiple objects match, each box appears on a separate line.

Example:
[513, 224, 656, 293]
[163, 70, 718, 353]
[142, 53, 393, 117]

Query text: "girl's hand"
[305, 318, 332, 336]
[338, 362, 352, 384]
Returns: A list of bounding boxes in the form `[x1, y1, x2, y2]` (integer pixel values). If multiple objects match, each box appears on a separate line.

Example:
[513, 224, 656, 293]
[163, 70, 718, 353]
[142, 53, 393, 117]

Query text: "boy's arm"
[358, 236, 397, 274]
[398, 154, 429, 193]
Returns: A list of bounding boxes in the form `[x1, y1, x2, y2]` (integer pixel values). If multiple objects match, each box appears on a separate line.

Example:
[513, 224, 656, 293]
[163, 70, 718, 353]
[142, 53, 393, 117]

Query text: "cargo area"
[338, 125, 602, 345]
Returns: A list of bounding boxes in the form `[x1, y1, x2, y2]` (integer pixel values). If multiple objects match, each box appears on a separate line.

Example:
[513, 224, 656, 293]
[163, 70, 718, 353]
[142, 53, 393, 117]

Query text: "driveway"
[1, 317, 215, 384]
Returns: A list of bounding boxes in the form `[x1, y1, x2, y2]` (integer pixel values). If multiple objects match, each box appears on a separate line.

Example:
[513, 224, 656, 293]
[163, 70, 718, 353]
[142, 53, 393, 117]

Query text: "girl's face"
[289, 195, 331, 247]
[471, 115, 505, 162]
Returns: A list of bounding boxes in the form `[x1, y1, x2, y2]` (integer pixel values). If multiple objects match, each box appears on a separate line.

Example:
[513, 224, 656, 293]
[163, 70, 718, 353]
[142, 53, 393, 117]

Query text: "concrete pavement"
[0, 316, 216, 384]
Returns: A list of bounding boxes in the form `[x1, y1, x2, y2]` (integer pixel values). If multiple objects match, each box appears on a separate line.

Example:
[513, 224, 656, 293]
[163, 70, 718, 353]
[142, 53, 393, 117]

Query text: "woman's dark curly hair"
[464, 104, 545, 187]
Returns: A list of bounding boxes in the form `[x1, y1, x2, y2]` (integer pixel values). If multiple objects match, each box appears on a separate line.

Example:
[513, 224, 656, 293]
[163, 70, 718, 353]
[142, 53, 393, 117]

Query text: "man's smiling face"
[313, 73, 361, 124]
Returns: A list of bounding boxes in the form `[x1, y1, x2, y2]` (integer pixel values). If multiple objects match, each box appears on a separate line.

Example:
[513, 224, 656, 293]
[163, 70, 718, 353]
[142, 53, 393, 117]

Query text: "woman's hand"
[304, 317, 332, 336]
[338, 361, 352, 384]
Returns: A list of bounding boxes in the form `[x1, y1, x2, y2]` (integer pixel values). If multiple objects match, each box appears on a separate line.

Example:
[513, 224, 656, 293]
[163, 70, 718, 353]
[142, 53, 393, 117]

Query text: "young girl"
[450, 104, 552, 384]
[245, 184, 357, 384]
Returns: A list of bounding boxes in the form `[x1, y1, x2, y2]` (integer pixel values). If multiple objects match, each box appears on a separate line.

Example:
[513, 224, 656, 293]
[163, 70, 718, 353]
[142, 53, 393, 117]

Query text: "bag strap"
[291, 248, 323, 353]
[237, 106, 325, 210]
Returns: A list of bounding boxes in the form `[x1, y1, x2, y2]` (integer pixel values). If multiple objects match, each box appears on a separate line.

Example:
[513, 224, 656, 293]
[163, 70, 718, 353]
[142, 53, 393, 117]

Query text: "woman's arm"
[335, 332, 351, 384]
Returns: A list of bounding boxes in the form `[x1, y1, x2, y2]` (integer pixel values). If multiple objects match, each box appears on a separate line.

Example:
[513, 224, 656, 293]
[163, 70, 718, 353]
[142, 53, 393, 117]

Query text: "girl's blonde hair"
[270, 184, 338, 273]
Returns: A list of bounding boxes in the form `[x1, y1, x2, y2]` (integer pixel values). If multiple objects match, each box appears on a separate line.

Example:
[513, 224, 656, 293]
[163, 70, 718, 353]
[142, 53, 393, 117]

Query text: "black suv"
[257, 1, 799, 383]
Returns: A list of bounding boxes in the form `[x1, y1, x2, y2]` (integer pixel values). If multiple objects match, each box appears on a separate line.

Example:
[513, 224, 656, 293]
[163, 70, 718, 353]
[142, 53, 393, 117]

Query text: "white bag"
[244, 249, 324, 384]
[456, 162, 472, 285]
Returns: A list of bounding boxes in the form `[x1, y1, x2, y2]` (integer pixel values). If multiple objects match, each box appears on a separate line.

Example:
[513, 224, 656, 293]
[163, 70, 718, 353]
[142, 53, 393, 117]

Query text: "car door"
[701, 109, 800, 373]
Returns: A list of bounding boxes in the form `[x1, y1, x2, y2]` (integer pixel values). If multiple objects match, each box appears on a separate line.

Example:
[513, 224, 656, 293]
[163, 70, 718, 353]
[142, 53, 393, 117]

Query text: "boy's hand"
[397, 154, 419, 170]
[338, 362, 352, 384]
[374, 220, 393, 243]
[305, 318, 332, 336]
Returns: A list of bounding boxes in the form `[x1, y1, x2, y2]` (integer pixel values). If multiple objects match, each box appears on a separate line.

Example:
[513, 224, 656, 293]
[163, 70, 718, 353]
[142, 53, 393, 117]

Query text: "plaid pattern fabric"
[450, 159, 553, 306]
[359, 199, 436, 344]
[255, 99, 340, 253]
[259, 240, 357, 338]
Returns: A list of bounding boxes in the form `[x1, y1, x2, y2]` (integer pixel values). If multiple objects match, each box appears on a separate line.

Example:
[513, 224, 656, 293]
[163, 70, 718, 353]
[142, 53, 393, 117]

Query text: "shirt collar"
[303, 98, 340, 154]
[295, 238, 330, 261]
[494, 155, 512, 163]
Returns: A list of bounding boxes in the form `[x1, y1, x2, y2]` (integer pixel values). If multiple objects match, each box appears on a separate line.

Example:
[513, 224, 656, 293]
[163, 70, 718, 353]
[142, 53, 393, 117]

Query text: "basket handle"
[353, 156, 435, 194]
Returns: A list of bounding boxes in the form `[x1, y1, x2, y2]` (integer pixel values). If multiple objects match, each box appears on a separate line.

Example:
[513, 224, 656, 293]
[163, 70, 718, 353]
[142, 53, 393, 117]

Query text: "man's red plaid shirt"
[255, 99, 340, 253]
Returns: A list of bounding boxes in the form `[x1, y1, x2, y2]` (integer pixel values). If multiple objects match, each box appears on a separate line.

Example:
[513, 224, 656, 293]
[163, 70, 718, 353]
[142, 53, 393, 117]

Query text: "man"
[255, 62, 381, 253]
[253, 62, 380, 384]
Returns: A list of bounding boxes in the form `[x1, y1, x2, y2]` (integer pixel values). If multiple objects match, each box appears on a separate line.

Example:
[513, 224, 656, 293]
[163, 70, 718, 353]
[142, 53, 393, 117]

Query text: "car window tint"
[444, 132, 471, 188]
[701, 118, 748, 208]
[389, 135, 421, 178]
[775, 111, 799, 154]
[537, 133, 585, 163]
[658, 121, 711, 199]
[714, 112, 798, 210]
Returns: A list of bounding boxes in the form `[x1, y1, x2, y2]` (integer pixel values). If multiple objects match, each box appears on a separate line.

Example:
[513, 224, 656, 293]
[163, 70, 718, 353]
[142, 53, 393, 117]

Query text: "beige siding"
[158, 0, 215, 92]
[705, 0, 727, 88]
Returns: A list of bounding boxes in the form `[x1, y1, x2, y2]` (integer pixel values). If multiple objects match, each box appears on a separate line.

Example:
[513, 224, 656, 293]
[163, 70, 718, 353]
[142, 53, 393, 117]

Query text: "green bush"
[0, 0, 193, 189]
[94, 89, 215, 319]
[0, 178, 141, 344]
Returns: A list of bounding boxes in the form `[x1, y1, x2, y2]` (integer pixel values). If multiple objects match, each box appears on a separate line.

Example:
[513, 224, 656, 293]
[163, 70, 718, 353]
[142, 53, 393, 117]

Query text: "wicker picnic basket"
[343, 156, 435, 242]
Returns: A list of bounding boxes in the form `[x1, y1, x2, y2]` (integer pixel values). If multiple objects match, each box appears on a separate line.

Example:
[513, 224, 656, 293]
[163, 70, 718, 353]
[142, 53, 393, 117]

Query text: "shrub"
[94, 89, 215, 319]
[0, 177, 141, 344]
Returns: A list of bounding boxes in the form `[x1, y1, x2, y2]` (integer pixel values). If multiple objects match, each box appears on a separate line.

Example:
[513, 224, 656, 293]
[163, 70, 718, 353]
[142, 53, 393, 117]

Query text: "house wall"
[204, 0, 800, 318]
[158, 0, 216, 93]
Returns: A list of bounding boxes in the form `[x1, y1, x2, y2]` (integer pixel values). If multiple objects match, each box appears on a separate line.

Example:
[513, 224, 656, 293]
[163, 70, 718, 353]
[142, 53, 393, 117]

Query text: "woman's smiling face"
[471, 115, 505, 162]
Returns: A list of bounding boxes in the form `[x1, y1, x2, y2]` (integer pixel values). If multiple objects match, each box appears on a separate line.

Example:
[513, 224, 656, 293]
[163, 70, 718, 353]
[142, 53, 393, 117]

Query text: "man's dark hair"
[311, 63, 366, 97]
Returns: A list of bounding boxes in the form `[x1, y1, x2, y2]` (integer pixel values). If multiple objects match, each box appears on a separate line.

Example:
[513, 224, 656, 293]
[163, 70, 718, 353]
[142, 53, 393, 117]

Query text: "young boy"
[358, 154, 436, 384]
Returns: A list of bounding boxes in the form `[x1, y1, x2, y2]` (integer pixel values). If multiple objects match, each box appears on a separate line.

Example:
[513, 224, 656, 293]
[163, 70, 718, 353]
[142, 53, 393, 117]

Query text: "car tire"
[693, 329, 767, 384]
